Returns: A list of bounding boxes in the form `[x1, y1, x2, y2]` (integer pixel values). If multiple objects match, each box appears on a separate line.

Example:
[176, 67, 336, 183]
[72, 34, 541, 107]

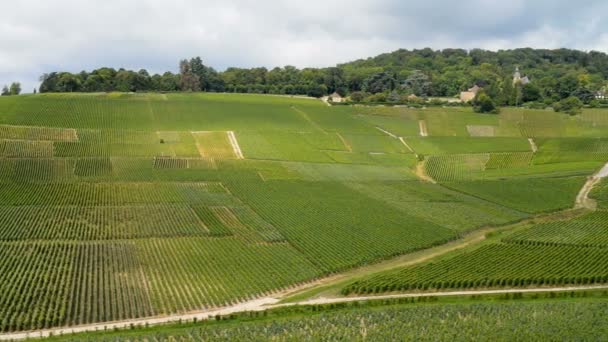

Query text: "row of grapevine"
[0, 205, 211, 240]
[0, 124, 77, 142]
[0, 237, 321, 332]
[505, 210, 608, 248]
[343, 181, 526, 232]
[51, 300, 608, 341]
[227, 180, 457, 272]
[343, 243, 608, 295]
[424, 154, 488, 181]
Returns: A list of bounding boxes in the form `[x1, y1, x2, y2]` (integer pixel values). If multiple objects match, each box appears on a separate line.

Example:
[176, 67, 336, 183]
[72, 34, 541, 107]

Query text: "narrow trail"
[418, 120, 428, 137]
[528, 138, 538, 153]
[227, 131, 244, 159]
[575, 162, 608, 209]
[415, 161, 436, 184]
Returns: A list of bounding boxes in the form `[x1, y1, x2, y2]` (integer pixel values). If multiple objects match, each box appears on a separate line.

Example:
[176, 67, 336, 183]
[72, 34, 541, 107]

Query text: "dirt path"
[336, 133, 352, 152]
[291, 106, 326, 132]
[418, 120, 428, 137]
[227, 131, 244, 159]
[575, 161, 608, 209]
[528, 138, 538, 153]
[292, 285, 608, 306]
[415, 161, 436, 184]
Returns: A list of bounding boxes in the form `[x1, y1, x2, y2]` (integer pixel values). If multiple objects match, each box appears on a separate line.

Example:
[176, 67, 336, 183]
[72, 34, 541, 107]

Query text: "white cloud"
[1, 0, 608, 92]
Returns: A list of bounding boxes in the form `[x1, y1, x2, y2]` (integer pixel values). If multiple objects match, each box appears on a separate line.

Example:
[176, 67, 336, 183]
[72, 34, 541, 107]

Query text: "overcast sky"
[2, 0, 608, 92]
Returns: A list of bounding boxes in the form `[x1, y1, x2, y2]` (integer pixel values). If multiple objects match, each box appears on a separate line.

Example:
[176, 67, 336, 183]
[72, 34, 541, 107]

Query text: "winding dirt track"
[575, 162, 608, 209]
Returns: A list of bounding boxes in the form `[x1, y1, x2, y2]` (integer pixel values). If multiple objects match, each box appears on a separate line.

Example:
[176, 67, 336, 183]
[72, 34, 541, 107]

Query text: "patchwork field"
[0, 93, 606, 334]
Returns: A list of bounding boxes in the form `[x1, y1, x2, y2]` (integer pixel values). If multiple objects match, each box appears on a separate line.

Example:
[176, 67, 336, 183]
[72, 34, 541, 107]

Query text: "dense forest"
[36, 48, 608, 108]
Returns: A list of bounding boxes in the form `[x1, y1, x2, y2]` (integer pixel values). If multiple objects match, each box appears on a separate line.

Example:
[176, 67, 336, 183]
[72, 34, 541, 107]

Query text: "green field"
[47, 292, 608, 341]
[0, 93, 606, 334]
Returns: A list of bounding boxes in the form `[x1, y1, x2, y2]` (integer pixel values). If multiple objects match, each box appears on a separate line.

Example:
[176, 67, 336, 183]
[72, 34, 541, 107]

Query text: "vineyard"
[0, 93, 606, 334]
[48, 295, 608, 341]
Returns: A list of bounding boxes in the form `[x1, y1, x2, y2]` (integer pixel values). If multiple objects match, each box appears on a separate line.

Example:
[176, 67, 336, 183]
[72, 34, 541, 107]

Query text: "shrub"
[553, 96, 583, 115]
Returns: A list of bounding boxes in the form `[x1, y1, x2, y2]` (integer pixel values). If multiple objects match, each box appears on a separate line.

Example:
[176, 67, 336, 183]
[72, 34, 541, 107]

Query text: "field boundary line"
[336, 133, 352, 152]
[227, 131, 244, 159]
[290, 106, 326, 133]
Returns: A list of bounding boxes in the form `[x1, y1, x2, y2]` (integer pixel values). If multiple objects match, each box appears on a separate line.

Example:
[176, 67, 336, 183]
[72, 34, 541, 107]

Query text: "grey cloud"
[2, 0, 608, 92]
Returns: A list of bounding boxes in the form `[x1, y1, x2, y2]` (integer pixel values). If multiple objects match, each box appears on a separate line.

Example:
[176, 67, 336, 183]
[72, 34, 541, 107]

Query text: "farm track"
[575, 162, 608, 209]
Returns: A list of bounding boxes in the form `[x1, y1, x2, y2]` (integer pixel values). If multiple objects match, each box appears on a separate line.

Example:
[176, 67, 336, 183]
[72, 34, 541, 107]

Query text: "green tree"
[1, 85, 8, 96]
[9, 82, 21, 95]
[402, 70, 432, 96]
[473, 91, 499, 114]
[521, 83, 542, 103]
[362, 72, 396, 94]
[179, 59, 200, 91]
[553, 96, 583, 115]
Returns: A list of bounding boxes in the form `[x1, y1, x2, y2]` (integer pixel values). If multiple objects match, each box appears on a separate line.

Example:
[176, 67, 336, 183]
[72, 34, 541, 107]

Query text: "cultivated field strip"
[505, 211, 608, 248]
[344, 243, 608, 295]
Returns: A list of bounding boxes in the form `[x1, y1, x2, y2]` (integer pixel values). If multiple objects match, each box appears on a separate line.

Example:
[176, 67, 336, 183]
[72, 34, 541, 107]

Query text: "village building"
[328, 92, 344, 103]
[513, 67, 530, 85]
[459, 85, 481, 102]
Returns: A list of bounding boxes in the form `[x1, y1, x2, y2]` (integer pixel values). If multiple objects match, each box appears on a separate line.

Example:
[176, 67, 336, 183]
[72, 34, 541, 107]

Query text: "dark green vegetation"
[47, 291, 608, 341]
[0, 92, 605, 333]
[39, 49, 608, 108]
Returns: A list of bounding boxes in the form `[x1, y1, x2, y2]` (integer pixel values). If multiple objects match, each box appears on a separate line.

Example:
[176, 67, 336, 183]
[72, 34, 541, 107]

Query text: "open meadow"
[0, 93, 606, 335]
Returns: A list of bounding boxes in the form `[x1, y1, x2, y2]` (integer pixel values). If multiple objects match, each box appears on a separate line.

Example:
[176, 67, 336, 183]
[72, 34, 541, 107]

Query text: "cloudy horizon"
[2, 0, 608, 92]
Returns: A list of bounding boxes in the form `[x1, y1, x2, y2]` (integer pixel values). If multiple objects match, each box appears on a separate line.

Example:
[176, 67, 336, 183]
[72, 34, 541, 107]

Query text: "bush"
[473, 91, 499, 114]
[553, 96, 583, 115]
[349, 91, 367, 102]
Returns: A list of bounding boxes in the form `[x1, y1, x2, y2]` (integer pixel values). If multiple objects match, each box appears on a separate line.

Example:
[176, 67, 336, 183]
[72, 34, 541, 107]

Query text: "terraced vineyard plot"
[345, 181, 527, 232]
[445, 176, 586, 213]
[0, 139, 54, 158]
[237, 131, 334, 163]
[0, 205, 213, 240]
[0, 124, 77, 142]
[405, 137, 531, 155]
[505, 211, 608, 248]
[424, 154, 489, 181]
[343, 243, 608, 295]
[191, 131, 238, 159]
[228, 180, 457, 272]
[0, 238, 322, 332]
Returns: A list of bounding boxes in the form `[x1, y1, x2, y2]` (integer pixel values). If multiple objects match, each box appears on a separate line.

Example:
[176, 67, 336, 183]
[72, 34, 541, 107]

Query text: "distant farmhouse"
[596, 87, 607, 100]
[328, 92, 344, 103]
[460, 85, 481, 103]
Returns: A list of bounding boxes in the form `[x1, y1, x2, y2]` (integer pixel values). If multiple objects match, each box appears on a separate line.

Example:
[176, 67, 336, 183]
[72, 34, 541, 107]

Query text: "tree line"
[38, 48, 608, 107]
[1, 82, 22, 96]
